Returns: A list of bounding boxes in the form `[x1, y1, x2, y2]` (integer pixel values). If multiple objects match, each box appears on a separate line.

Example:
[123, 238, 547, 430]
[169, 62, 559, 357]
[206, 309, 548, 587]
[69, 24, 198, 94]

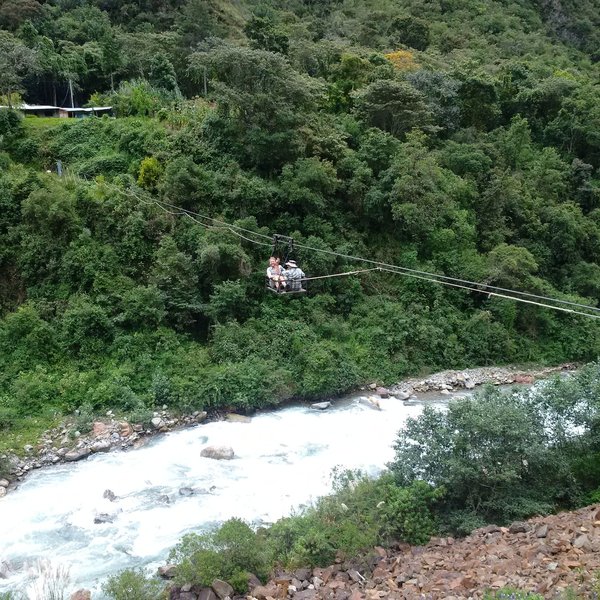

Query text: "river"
[0, 391, 455, 599]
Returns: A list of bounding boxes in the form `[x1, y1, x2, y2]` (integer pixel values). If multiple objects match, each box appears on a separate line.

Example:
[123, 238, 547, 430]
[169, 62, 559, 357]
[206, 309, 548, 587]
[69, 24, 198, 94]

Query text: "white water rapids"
[0, 391, 454, 599]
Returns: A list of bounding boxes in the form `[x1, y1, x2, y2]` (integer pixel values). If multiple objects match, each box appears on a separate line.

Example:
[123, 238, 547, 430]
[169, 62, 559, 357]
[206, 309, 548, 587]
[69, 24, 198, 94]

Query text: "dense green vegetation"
[1, 0, 600, 451]
[2, 1, 600, 596]
[99, 364, 600, 597]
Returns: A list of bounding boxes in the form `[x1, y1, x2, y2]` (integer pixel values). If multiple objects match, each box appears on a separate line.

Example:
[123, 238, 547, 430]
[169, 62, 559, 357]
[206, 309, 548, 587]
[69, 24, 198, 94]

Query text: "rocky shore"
[226, 503, 599, 600]
[64, 500, 600, 600]
[240, 503, 600, 600]
[0, 363, 576, 499]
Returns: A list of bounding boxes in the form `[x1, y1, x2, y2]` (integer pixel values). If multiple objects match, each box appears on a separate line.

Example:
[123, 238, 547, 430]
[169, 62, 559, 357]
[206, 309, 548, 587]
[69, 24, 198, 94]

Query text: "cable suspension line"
[110, 184, 600, 320]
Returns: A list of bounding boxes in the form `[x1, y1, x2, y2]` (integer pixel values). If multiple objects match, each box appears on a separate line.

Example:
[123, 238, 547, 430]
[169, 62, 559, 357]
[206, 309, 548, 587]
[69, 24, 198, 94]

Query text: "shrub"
[73, 402, 95, 434]
[59, 296, 114, 356]
[389, 385, 582, 530]
[77, 152, 129, 179]
[102, 568, 164, 600]
[267, 470, 441, 568]
[483, 590, 544, 600]
[0, 400, 18, 431]
[0, 108, 22, 138]
[98, 80, 173, 117]
[297, 340, 360, 397]
[169, 518, 270, 591]
[379, 479, 444, 545]
[198, 358, 295, 410]
[290, 529, 335, 567]
[138, 156, 163, 191]
[0, 454, 11, 480]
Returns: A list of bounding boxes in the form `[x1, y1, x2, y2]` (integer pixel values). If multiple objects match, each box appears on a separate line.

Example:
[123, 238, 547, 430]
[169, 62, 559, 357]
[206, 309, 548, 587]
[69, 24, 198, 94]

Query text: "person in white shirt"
[266, 256, 286, 292]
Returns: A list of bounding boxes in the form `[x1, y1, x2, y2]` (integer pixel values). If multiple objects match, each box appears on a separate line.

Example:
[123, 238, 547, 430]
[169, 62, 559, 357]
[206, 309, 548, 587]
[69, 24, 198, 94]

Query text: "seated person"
[284, 260, 305, 292]
[267, 256, 286, 291]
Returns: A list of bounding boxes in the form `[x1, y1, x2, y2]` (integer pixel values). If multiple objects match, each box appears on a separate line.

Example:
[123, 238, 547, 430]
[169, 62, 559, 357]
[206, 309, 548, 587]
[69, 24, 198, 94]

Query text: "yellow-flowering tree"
[384, 50, 418, 72]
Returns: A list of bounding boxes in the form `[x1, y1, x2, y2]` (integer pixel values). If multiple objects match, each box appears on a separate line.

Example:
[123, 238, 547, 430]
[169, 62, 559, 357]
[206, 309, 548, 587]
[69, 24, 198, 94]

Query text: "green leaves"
[354, 79, 431, 138]
[169, 518, 271, 590]
[388, 374, 600, 530]
[0, 30, 38, 104]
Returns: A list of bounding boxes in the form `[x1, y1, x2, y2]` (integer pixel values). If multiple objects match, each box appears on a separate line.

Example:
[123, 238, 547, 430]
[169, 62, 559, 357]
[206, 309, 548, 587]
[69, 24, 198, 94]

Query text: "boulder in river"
[225, 413, 251, 423]
[311, 401, 331, 410]
[93, 512, 116, 524]
[200, 446, 235, 460]
[358, 396, 381, 410]
[64, 448, 91, 462]
[103, 489, 117, 502]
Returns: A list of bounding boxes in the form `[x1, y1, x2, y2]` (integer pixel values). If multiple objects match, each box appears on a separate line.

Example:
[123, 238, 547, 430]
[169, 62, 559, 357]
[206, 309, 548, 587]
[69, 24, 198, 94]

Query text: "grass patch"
[0, 414, 61, 456]
[22, 116, 72, 130]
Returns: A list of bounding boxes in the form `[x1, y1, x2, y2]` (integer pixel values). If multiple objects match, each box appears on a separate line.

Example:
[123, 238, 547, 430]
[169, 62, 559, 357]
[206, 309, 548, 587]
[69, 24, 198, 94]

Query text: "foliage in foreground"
[390, 363, 600, 533]
[102, 568, 164, 600]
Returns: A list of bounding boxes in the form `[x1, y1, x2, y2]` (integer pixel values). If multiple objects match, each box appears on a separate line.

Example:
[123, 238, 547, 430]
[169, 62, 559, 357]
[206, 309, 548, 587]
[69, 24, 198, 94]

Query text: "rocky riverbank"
[242, 503, 600, 600]
[63, 500, 600, 600]
[0, 363, 577, 498]
[214, 502, 598, 600]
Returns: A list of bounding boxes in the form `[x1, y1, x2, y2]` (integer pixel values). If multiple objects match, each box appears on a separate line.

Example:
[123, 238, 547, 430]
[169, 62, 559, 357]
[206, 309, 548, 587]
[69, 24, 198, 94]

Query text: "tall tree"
[0, 30, 38, 106]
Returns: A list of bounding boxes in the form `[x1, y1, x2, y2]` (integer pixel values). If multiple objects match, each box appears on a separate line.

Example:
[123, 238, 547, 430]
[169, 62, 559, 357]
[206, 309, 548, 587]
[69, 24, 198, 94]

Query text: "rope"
[376, 267, 600, 320]
[301, 268, 382, 281]
[293, 241, 600, 315]
[106, 183, 600, 320]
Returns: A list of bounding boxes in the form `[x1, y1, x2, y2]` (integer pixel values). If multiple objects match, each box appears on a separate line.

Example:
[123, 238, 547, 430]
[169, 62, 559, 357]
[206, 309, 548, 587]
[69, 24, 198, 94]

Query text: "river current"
[0, 391, 453, 599]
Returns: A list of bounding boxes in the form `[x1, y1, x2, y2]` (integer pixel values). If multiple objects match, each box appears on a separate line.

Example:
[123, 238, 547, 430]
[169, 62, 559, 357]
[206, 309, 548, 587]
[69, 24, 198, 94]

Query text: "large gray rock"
[225, 413, 251, 423]
[0, 560, 13, 579]
[359, 396, 381, 410]
[201, 446, 234, 460]
[70, 591, 91, 600]
[197, 589, 219, 600]
[158, 564, 177, 579]
[508, 521, 530, 534]
[251, 583, 279, 599]
[212, 578, 234, 599]
[311, 402, 331, 410]
[64, 448, 91, 462]
[91, 440, 112, 453]
[151, 417, 164, 429]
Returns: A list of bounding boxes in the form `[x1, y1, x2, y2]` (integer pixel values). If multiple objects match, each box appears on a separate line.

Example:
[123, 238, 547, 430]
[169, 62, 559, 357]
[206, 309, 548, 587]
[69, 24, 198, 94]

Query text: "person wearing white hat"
[284, 260, 305, 292]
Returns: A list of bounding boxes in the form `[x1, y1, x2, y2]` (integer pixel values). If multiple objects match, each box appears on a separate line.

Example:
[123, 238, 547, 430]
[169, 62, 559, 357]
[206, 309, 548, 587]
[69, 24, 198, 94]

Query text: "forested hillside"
[1, 0, 600, 450]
